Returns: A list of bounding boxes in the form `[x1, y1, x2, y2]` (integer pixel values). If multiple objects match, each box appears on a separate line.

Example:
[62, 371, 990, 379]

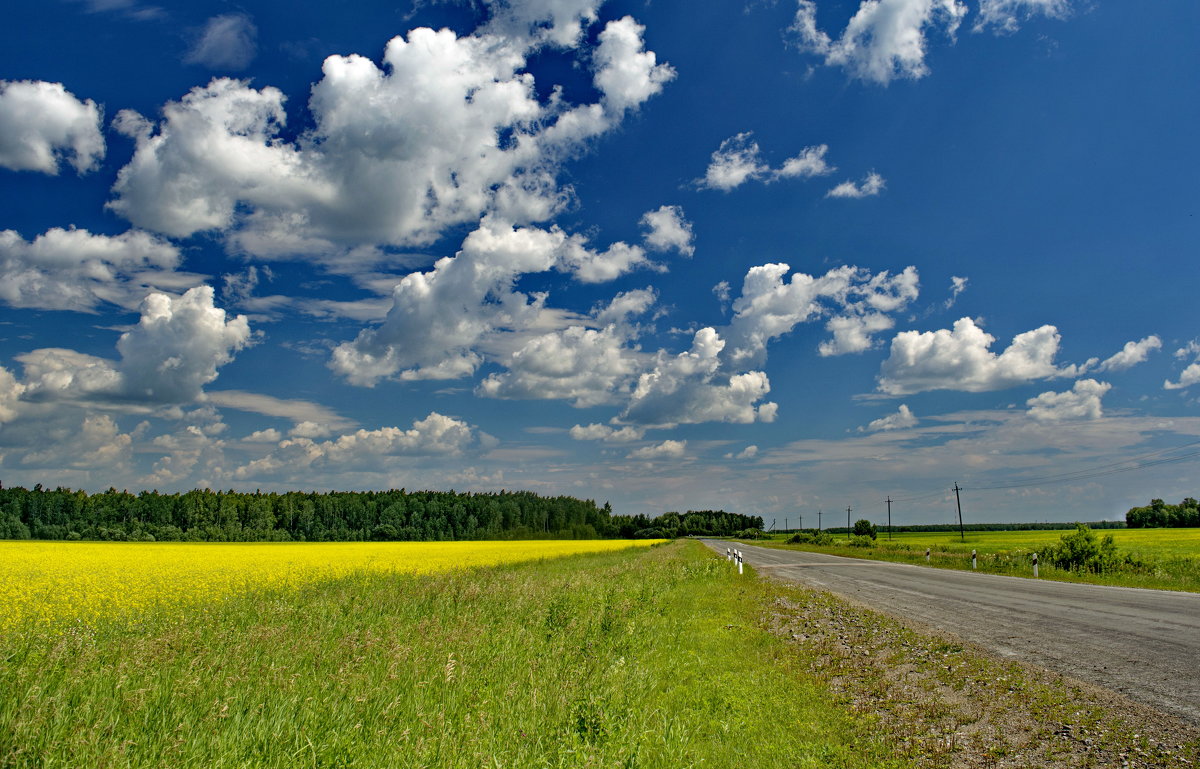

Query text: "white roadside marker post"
[1033, 552, 1039, 579]
[925, 547, 930, 563]
[737, 551, 743, 575]
[726, 547, 731, 561]
[971, 549, 977, 570]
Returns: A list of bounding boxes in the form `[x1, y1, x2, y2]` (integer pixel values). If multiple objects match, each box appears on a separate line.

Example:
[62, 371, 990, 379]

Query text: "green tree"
[852, 519, 877, 540]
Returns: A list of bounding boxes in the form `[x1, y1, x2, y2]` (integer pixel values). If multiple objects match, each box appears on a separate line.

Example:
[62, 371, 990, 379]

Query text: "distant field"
[0, 539, 664, 632]
[878, 527, 1200, 559]
[752, 528, 1200, 592]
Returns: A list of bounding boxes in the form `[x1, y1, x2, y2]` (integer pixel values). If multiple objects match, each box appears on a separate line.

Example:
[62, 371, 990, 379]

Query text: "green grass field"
[882, 527, 1200, 558]
[752, 528, 1200, 592]
[0, 541, 903, 769]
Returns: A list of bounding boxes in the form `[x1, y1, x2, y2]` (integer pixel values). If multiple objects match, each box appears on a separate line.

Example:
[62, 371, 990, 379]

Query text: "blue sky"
[1, 0, 1198, 525]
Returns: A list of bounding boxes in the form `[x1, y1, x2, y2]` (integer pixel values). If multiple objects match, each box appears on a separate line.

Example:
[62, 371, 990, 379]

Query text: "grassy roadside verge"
[1, 541, 900, 768]
[740, 537, 1200, 593]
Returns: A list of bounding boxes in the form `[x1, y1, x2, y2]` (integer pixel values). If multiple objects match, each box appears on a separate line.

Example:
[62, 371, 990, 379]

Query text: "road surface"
[703, 540, 1200, 725]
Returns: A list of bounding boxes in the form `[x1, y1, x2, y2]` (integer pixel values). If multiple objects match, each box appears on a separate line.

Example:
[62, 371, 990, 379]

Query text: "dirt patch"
[763, 581, 1200, 768]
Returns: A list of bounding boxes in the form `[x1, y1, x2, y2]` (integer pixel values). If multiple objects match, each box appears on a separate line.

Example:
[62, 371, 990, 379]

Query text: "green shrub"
[1044, 523, 1145, 573]
[852, 519, 877, 540]
[848, 535, 876, 548]
[786, 531, 835, 546]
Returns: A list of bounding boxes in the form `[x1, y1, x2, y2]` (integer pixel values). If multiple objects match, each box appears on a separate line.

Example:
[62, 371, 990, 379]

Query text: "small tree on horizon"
[852, 518, 877, 540]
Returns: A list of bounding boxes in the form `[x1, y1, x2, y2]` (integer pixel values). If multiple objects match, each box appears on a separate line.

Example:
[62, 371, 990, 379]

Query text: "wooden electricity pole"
[886, 496, 892, 541]
[953, 482, 965, 542]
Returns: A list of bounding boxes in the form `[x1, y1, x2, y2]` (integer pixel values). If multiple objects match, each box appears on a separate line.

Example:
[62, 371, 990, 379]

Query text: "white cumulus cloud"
[621, 328, 778, 428]
[1165, 364, 1200, 392]
[700, 133, 834, 191]
[777, 144, 835, 179]
[17, 285, 250, 405]
[107, 11, 673, 260]
[233, 412, 483, 480]
[592, 16, 676, 113]
[819, 312, 899, 356]
[700, 132, 768, 191]
[482, 0, 604, 46]
[1165, 341, 1200, 391]
[878, 317, 1072, 395]
[724, 444, 759, 459]
[0, 80, 105, 174]
[477, 289, 653, 407]
[0, 226, 199, 312]
[793, 0, 967, 85]
[0, 367, 28, 424]
[243, 428, 282, 443]
[330, 220, 662, 386]
[640, 205, 695, 256]
[726, 263, 919, 365]
[862, 403, 918, 431]
[1026, 379, 1110, 422]
[328, 221, 557, 385]
[627, 439, 686, 460]
[1098, 335, 1161, 372]
[18, 413, 133, 471]
[478, 324, 643, 406]
[569, 423, 645, 442]
[827, 171, 886, 198]
[557, 239, 656, 284]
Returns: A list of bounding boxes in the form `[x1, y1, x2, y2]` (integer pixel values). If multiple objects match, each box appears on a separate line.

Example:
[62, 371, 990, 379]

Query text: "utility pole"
[785, 517, 788, 533]
[953, 482, 965, 542]
[798, 514, 802, 531]
[886, 496, 892, 541]
[846, 505, 852, 540]
[818, 509, 822, 531]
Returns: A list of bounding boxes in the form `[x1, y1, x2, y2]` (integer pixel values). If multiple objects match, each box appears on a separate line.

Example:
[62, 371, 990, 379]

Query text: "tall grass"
[0, 542, 901, 768]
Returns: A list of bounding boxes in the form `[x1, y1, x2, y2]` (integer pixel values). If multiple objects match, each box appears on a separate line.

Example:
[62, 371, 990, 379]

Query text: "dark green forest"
[1125, 498, 1200, 528]
[0, 484, 763, 542]
[868, 521, 1127, 533]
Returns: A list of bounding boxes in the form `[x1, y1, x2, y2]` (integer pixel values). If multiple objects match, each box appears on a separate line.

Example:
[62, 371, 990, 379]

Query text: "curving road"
[703, 540, 1200, 726]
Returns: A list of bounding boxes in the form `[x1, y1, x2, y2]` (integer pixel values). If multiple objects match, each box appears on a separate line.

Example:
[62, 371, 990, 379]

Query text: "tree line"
[1125, 498, 1200, 528]
[879, 521, 1127, 533]
[0, 483, 763, 542]
[615, 510, 764, 540]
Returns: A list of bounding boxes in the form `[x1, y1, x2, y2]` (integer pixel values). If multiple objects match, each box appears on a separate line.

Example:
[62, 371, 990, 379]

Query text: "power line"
[965, 448, 1200, 491]
[891, 487, 953, 504]
[886, 439, 1200, 504]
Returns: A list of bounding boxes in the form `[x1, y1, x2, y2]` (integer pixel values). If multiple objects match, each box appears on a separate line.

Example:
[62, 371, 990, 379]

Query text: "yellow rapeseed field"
[0, 539, 663, 632]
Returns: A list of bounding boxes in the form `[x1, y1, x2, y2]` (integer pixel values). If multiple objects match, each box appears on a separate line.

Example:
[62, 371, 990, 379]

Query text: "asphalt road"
[703, 540, 1200, 726]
